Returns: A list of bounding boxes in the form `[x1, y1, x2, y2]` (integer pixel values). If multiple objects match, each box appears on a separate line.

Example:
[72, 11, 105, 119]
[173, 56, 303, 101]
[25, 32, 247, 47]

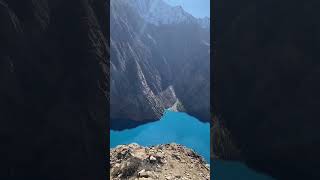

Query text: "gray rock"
[110, 0, 210, 130]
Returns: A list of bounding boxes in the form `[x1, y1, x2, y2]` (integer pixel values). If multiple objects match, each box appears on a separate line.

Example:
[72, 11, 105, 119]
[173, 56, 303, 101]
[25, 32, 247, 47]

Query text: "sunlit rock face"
[214, 0, 320, 179]
[110, 0, 210, 129]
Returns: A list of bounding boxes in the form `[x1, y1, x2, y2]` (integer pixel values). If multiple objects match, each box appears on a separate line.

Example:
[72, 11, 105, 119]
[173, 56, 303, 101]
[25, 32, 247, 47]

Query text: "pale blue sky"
[164, 0, 210, 18]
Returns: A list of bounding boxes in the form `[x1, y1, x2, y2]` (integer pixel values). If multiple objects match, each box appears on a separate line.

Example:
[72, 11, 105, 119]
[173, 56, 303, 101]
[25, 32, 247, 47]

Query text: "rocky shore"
[110, 143, 210, 180]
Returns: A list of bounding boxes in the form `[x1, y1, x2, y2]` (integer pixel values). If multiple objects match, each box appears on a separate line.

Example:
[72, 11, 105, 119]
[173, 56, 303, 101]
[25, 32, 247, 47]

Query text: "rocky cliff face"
[211, 117, 240, 161]
[124, 0, 197, 26]
[0, 0, 108, 179]
[213, 0, 320, 179]
[110, 0, 210, 129]
[110, 143, 210, 180]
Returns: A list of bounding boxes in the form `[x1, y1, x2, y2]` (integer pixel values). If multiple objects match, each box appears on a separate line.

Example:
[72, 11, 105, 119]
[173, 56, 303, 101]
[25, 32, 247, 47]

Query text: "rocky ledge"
[110, 143, 210, 180]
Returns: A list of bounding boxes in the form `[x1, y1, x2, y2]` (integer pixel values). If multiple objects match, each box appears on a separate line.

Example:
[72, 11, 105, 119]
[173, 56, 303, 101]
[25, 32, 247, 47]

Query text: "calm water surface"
[212, 160, 276, 180]
[110, 110, 210, 162]
[110, 110, 276, 179]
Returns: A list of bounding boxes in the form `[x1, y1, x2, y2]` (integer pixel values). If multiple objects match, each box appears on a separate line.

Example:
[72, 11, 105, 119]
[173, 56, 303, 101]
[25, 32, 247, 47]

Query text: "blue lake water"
[110, 110, 210, 162]
[212, 160, 276, 180]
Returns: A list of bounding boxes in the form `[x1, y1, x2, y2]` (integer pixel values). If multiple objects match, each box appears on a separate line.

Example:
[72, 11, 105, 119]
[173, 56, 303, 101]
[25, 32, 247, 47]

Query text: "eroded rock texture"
[0, 0, 109, 179]
[213, 0, 320, 179]
[110, 143, 210, 180]
[110, 0, 210, 129]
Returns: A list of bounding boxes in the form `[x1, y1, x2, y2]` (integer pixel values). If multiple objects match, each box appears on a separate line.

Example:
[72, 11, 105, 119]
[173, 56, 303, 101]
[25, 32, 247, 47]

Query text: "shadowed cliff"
[213, 0, 320, 179]
[110, 0, 210, 129]
[0, 0, 109, 179]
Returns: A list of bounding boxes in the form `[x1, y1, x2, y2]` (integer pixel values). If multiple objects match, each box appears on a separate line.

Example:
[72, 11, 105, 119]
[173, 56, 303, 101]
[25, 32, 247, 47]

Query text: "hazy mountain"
[197, 17, 210, 29]
[122, 0, 209, 27]
[110, 0, 210, 129]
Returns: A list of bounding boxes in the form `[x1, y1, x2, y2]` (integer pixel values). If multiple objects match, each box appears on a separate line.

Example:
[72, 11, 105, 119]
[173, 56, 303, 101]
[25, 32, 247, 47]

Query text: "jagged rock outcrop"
[213, 0, 320, 179]
[0, 0, 108, 179]
[110, 0, 210, 129]
[110, 143, 210, 180]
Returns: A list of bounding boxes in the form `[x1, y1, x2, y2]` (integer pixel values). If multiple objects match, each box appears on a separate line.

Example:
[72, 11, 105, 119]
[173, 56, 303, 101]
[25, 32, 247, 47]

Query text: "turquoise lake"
[110, 110, 210, 162]
[110, 110, 276, 179]
[212, 160, 276, 180]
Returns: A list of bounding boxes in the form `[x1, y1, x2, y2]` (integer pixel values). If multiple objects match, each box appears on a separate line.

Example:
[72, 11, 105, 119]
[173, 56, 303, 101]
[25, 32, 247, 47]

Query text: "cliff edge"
[110, 143, 210, 180]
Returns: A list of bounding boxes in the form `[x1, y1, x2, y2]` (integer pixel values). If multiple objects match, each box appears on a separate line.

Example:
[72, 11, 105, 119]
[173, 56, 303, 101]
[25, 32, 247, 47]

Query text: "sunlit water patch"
[110, 110, 210, 162]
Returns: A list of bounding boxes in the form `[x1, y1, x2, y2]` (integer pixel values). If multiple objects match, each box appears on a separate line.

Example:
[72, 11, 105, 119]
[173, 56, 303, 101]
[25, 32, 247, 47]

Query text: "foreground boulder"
[110, 143, 210, 180]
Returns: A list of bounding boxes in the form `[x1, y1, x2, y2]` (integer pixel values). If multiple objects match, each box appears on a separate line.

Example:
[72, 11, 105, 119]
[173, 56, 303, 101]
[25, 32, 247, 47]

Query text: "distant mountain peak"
[121, 0, 209, 28]
[197, 16, 210, 29]
[173, 5, 183, 11]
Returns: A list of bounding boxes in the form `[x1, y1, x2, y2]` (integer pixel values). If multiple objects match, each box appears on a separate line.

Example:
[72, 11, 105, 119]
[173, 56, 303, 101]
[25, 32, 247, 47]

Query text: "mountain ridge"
[122, 0, 210, 28]
[110, 0, 210, 129]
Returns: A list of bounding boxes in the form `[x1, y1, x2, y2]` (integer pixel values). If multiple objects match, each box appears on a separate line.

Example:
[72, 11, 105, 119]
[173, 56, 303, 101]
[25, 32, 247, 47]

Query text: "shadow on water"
[211, 160, 276, 180]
